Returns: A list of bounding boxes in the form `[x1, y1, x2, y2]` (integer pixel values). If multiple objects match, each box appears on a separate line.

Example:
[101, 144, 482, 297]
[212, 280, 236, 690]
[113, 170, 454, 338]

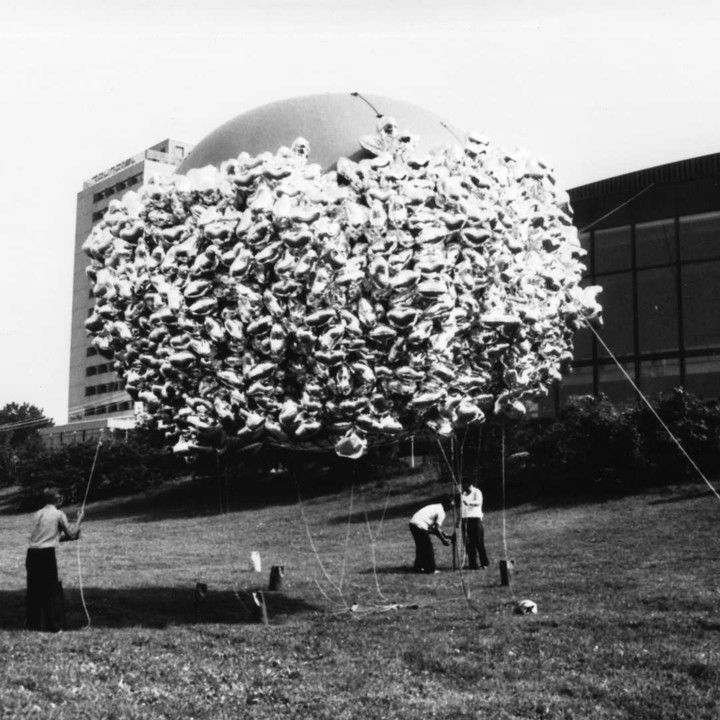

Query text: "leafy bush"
[12, 388, 720, 511]
[627, 388, 720, 483]
[448, 389, 720, 501]
[523, 394, 646, 492]
[15, 429, 188, 511]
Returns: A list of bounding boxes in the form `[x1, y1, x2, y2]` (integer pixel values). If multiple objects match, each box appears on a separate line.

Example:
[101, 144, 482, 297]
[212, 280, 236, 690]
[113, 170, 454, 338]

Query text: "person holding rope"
[460, 476, 489, 570]
[409, 502, 452, 574]
[26, 488, 84, 632]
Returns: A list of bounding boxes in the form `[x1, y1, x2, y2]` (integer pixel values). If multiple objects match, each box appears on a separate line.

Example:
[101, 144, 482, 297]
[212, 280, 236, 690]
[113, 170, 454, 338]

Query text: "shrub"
[627, 387, 720, 483]
[15, 429, 188, 511]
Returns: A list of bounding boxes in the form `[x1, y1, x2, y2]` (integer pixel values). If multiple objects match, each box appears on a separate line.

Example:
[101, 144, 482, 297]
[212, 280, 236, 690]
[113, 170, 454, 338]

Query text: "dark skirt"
[26, 547, 63, 632]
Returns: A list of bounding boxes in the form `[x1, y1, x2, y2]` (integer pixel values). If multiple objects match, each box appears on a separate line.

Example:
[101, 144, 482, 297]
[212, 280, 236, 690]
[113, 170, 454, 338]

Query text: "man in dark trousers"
[409, 502, 451, 574]
[26, 488, 84, 632]
[460, 477, 489, 569]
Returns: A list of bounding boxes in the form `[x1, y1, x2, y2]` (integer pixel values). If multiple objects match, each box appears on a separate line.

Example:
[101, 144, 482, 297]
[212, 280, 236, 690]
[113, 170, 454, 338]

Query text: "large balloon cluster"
[83, 117, 602, 458]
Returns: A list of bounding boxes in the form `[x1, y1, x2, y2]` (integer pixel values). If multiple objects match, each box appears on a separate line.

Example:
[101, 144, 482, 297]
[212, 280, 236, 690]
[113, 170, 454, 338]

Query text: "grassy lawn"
[0, 464, 719, 719]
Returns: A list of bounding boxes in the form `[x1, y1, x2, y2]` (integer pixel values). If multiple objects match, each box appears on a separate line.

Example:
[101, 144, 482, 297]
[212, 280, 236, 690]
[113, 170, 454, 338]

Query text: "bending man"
[409, 502, 451, 574]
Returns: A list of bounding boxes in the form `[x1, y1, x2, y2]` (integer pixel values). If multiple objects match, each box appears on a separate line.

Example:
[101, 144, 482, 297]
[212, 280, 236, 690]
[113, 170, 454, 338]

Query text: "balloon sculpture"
[82, 117, 602, 458]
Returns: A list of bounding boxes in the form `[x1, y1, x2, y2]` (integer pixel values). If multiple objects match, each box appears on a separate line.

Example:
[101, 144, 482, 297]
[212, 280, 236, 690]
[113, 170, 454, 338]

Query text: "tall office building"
[67, 139, 193, 425]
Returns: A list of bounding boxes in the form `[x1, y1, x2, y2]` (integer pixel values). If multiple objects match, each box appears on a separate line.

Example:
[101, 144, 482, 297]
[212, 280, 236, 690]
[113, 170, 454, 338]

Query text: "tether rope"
[350, 92, 383, 118]
[578, 184, 655, 233]
[290, 456, 350, 611]
[500, 422, 517, 602]
[338, 484, 355, 593]
[75, 437, 102, 629]
[587, 323, 720, 503]
[436, 435, 495, 617]
[214, 451, 254, 617]
[500, 423, 509, 563]
[360, 484, 392, 601]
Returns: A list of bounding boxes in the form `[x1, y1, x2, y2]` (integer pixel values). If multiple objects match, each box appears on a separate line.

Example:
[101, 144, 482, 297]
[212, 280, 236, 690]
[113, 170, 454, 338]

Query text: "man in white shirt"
[460, 477, 489, 570]
[409, 502, 450, 574]
[26, 488, 84, 632]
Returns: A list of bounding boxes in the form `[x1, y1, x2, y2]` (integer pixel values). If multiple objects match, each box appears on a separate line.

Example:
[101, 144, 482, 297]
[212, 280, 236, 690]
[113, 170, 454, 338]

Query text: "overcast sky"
[1, 0, 719, 424]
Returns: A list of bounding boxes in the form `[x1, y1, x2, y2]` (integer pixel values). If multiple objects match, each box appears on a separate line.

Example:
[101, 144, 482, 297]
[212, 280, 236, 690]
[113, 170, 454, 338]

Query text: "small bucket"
[499, 559, 514, 586]
[268, 565, 285, 591]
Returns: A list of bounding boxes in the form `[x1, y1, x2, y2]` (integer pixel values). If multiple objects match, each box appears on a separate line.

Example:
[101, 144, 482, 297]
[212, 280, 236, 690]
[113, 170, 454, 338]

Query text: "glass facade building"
[543, 152, 720, 413]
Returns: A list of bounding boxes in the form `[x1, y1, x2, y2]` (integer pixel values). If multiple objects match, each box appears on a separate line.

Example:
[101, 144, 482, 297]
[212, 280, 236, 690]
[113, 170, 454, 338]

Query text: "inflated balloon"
[83, 116, 602, 458]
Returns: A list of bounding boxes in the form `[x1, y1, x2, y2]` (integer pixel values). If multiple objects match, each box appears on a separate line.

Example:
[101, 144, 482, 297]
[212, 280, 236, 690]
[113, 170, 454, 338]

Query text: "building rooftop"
[570, 151, 720, 201]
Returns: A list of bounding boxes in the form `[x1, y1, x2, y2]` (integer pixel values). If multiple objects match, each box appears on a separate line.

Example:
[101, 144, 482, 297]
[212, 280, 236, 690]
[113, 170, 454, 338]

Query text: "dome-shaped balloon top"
[177, 93, 462, 174]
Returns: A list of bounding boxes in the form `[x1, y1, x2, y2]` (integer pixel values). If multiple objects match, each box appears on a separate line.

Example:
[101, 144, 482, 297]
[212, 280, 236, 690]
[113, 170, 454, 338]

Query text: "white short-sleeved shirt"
[410, 504, 445, 530]
[461, 486, 484, 519]
[28, 505, 73, 549]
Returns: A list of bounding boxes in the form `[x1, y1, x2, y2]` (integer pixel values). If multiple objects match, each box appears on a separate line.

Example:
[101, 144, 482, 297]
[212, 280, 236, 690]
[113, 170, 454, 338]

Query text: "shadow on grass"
[80, 469, 444, 524]
[357, 564, 417, 575]
[76, 475, 343, 523]
[0, 586, 320, 631]
[327, 494, 450, 526]
[645, 487, 717, 505]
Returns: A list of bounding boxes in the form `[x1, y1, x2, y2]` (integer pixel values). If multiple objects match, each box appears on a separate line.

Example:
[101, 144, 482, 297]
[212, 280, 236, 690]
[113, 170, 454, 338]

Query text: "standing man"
[409, 502, 450, 574]
[460, 477, 489, 570]
[26, 488, 84, 632]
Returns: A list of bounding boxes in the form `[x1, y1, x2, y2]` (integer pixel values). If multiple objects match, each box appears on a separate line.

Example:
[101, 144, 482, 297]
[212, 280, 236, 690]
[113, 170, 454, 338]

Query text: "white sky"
[1, 0, 719, 424]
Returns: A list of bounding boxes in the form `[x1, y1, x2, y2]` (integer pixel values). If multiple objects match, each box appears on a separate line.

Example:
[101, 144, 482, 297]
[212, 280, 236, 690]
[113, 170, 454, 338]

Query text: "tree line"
[2, 388, 719, 511]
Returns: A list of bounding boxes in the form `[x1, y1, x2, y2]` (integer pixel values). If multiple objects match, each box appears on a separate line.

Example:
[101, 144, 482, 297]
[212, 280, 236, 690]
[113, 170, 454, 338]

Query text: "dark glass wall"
[548, 164, 720, 414]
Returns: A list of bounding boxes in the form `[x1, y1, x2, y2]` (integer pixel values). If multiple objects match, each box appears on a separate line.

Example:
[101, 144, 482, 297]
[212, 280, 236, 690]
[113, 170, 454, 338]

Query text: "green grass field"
[1, 464, 719, 719]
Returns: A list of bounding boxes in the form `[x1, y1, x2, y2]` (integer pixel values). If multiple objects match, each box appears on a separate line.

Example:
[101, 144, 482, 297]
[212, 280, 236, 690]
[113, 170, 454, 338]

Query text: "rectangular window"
[636, 266, 679, 353]
[594, 225, 631, 274]
[85, 387, 97, 396]
[597, 362, 635, 407]
[86, 366, 97, 377]
[572, 326, 593, 361]
[578, 232, 591, 276]
[685, 355, 720, 400]
[595, 272, 634, 358]
[681, 260, 720, 350]
[639, 359, 681, 398]
[559, 365, 594, 405]
[679, 211, 720, 261]
[635, 218, 676, 267]
[86, 347, 98, 357]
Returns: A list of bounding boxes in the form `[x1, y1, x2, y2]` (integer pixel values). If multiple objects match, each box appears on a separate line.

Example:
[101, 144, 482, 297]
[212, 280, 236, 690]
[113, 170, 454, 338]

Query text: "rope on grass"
[586, 323, 720, 504]
[500, 421, 517, 602]
[435, 435, 494, 618]
[359, 483, 392, 601]
[76, 437, 102, 629]
[213, 451, 254, 617]
[338, 484, 355, 593]
[290, 455, 351, 611]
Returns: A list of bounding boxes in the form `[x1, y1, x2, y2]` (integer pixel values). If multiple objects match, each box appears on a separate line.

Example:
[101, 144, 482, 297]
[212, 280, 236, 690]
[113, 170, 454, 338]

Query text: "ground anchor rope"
[76, 438, 102, 629]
